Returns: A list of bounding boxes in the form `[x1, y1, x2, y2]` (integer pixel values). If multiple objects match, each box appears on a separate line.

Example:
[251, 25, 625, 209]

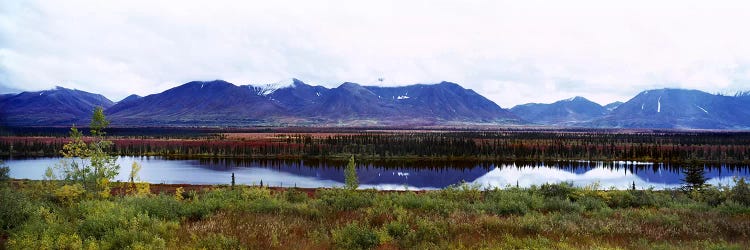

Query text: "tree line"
[2, 131, 750, 164]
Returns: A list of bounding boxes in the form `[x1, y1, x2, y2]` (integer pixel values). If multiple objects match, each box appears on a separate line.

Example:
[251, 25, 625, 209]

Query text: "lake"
[3, 156, 750, 190]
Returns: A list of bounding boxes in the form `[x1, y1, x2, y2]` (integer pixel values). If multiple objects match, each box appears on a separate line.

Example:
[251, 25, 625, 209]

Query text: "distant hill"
[589, 88, 750, 129]
[510, 96, 607, 125]
[0, 87, 114, 126]
[117, 94, 142, 104]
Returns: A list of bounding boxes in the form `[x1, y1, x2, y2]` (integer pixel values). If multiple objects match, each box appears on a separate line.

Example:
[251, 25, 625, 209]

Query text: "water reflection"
[3, 156, 750, 190]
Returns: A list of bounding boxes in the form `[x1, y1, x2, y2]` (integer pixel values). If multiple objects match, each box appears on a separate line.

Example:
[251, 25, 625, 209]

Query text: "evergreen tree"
[681, 161, 707, 191]
[344, 156, 358, 190]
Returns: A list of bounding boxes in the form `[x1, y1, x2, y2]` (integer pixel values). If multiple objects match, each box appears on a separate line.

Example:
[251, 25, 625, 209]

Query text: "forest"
[2, 128, 750, 164]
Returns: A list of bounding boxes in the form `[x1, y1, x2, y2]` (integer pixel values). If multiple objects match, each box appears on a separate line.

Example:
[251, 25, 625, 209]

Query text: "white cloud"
[1, 0, 750, 106]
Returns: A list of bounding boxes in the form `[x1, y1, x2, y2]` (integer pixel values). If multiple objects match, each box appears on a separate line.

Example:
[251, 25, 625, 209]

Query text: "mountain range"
[1, 79, 749, 129]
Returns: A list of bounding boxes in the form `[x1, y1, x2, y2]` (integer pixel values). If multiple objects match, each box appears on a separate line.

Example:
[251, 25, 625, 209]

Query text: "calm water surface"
[4, 157, 750, 190]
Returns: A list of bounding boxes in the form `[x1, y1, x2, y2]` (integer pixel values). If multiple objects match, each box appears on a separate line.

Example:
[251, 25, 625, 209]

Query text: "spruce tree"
[345, 156, 359, 190]
[682, 161, 707, 191]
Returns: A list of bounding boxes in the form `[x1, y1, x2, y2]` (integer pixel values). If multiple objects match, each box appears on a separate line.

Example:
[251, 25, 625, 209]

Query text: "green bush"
[241, 186, 272, 200]
[541, 197, 584, 213]
[415, 218, 445, 243]
[121, 194, 183, 220]
[53, 184, 85, 206]
[730, 177, 750, 206]
[332, 222, 380, 250]
[607, 190, 636, 208]
[317, 189, 375, 211]
[0, 188, 30, 231]
[516, 212, 547, 234]
[484, 199, 529, 215]
[283, 188, 309, 203]
[700, 186, 727, 207]
[96, 213, 177, 249]
[194, 233, 244, 250]
[576, 196, 610, 212]
[629, 190, 660, 208]
[538, 182, 576, 200]
[244, 197, 288, 213]
[438, 182, 483, 204]
[11, 199, 178, 249]
[394, 192, 456, 215]
[0, 163, 9, 182]
[385, 221, 410, 239]
[717, 201, 750, 215]
[483, 188, 543, 215]
[76, 200, 126, 239]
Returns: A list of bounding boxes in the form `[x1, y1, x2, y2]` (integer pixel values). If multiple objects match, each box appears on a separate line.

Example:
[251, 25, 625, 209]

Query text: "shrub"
[607, 190, 636, 208]
[730, 177, 750, 206]
[415, 218, 445, 242]
[365, 197, 404, 226]
[385, 221, 410, 239]
[121, 195, 183, 220]
[538, 182, 576, 200]
[717, 201, 750, 215]
[0, 188, 30, 231]
[317, 189, 374, 211]
[97, 213, 178, 249]
[438, 182, 482, 204]
[0, 162, 9, 182]
[576, 196, 610, 212]
[541, 197, 584, 213]
[483, 199, 529, 215]
[629, 190, 659, 208]
[174, 187, 185, 201]
[245, 197, 287, 213]
[516, 212, 546, 234]
[483, 188, 543, 215]
[283, 188, 309, 203]
[193, 233, 243, 250]
[241, 186, 272, 200]
[700, 186, 726, 207]
[332, 223, 380, 250]
[394, 192, 456, 215]
[54, 184, 85, 206]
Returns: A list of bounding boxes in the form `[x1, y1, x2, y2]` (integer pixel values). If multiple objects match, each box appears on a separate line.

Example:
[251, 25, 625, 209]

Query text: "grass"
[1, 181, 750, 249]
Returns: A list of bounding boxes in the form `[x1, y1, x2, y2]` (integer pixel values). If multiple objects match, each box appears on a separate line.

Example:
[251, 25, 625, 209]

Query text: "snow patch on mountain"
[696, 105, 709, 114]
[657, 96, 661, 113]
[248, 78, 298, 96]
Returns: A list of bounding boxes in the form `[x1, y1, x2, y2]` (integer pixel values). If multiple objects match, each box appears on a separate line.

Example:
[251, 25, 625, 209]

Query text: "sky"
[1, 0, 750, 107]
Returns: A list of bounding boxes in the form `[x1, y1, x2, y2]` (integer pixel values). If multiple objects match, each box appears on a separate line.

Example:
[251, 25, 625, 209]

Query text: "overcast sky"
[2, 0, 750, 107]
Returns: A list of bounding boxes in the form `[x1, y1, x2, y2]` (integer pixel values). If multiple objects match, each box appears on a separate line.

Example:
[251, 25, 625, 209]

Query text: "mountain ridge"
[2, 81, 749, 129]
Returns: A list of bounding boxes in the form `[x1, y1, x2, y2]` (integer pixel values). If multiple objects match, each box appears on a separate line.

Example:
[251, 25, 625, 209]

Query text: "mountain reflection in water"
[3, 157, 749, 190]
